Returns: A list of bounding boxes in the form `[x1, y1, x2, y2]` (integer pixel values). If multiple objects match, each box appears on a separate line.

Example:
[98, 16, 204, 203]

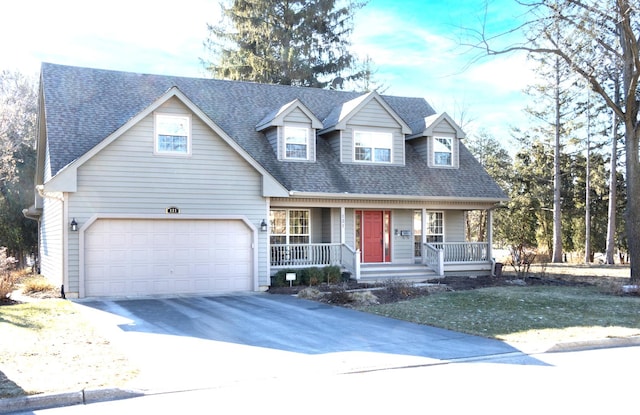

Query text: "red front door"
[363, 211, 384, 262]
[357, 210, 391, 263]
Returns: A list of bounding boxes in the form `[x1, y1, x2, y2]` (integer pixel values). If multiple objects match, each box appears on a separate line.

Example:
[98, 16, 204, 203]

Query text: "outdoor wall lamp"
[70, 218, 78, 232]
[260, 219, 268, 232]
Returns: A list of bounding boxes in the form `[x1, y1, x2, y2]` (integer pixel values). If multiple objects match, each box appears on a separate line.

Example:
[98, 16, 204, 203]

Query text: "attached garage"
[82, 218, 254, 297]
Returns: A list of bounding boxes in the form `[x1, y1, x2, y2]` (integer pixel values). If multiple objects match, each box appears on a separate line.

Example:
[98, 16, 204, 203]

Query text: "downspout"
[35, 185, 67, 297]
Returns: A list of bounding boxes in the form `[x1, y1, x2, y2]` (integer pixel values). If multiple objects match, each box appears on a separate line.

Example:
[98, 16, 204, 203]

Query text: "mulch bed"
[267, 272, 635, 305]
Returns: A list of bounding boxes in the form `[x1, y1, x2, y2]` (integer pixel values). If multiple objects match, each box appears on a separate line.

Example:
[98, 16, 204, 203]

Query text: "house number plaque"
[166, 207, 180, 214]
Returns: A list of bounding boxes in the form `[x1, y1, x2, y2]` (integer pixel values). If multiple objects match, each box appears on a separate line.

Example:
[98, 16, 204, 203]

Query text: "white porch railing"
[271, 242, 488, 279]
[427, 242, 490, 263]
[422, 243, 444, 275]
[271, 243, 361, 279]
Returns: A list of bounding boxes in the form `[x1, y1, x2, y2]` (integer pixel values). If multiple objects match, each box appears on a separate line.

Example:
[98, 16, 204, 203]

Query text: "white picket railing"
[428, 242, 490, 262]
[271, 242, 489, 279]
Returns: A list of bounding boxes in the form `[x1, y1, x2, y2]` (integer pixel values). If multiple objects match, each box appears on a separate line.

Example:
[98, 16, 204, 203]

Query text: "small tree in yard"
[0, 246, 18, 300]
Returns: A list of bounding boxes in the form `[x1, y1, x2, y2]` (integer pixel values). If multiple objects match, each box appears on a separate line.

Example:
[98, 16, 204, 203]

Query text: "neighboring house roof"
[39, 63, 507, 201]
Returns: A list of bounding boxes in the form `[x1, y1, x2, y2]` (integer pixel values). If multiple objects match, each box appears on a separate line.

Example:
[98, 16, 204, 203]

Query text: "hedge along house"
[27, 63, 507, 299]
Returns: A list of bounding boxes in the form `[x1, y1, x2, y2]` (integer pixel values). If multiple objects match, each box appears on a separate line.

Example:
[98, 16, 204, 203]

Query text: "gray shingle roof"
[40, 63, 506, 201]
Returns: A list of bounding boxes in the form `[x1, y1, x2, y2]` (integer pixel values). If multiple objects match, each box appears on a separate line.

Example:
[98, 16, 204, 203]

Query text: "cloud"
[1, 0, 218, 76]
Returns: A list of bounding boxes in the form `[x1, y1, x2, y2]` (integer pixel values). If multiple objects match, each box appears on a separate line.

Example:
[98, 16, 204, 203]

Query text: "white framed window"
[284, 126, 309, 160]
[269, 209, 310, 244]
[155, 113, 191, 155]
[434, 137, 452, 166]
[425, 211, 444, 243]
[354, 131, 392, 163]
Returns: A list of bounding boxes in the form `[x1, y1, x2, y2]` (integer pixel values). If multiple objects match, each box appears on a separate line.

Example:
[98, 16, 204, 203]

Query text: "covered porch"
[270, 241, 494, 280]
[268, 201, 498, 281]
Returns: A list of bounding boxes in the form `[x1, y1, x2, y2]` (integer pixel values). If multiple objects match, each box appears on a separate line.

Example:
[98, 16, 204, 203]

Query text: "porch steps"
[358, 264, 441, 282]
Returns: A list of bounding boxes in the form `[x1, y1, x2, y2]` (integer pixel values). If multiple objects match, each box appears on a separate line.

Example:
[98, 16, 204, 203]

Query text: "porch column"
[487, 209, 494, 260]
[421, 208, 427, 244]
[340, 206, 346, 244]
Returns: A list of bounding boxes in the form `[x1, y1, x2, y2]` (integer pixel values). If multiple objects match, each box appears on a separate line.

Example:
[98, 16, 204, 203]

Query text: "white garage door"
[84, 219, 253, 297]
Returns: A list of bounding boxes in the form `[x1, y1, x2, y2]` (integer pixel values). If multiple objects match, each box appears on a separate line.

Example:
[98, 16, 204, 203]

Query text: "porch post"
[421, 208, 427, 244]
[340, 206, 346, 244]
[487, 209, 494, 261]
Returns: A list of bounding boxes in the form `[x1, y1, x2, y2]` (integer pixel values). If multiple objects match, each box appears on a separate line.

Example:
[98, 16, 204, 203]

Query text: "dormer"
[319, 91, 412, 165]
[408, 112, 465, 169]
[256, 99, 322, 162]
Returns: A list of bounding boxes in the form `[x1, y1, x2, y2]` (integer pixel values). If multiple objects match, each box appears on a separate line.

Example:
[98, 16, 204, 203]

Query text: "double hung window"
[434, 137, 452, 166]
[155, 114, 190, 155]
[354, 131, 392, 163]
[284, 127, 309, 160]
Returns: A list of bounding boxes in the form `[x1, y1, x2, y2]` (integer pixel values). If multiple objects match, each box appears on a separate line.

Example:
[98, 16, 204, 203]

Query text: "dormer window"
[434, 137, 452, 166]
[155, 113, 191, 155]
[354, 131, 392, 163]
[284, 126, 309, 160]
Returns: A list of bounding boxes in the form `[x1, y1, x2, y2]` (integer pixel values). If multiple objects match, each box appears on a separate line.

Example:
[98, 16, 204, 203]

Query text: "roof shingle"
[40, 63, 506, 201]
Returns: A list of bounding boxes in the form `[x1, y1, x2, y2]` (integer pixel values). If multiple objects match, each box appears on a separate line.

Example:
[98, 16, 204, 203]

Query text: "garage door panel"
[84, 219, 253, 297]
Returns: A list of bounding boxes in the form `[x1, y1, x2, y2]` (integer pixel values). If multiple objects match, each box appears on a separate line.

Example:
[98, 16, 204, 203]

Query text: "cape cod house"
[26, 63, 507, 298]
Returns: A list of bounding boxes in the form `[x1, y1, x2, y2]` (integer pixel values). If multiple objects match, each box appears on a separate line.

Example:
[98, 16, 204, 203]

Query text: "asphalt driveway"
[74, 293, 541, 393]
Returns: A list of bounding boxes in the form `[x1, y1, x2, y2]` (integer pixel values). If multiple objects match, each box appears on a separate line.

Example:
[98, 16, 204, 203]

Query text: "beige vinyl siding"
[345, 209, 355, 247]
[39, 196, 64, 288]
[392, 210, 414, 263]
[286, 107, 312, 124]
[265, 128, 278, 157]
[320, 208, 332, 243]
[349, 99, 402, 129]
[444, 210, 465, 241]
[411, 136, 428, 160]
[324, 131, 342, 158]
[66, 98, 269, 294]
[309, 207, 323, 243]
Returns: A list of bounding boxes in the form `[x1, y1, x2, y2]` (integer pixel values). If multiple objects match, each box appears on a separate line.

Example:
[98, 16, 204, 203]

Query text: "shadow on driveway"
[79, 294, 545, 366]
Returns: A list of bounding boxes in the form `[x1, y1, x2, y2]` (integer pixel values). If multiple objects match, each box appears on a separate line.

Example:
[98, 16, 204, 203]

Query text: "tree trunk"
[605, 106, 618, 264]
[552, 57, 563, 263]
[625, 121, 640, 283]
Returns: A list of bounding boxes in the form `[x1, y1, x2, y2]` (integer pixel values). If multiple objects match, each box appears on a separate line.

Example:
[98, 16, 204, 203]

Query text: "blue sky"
[1, 0, 535, 141]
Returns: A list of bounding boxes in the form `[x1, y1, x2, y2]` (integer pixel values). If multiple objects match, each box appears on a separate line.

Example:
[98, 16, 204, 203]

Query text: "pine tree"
[203, 0, 367, 88]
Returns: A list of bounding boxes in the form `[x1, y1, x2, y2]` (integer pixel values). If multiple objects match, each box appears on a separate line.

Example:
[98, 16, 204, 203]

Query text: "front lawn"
[358, 285, 640, 345]
[0, 300, 138, 398]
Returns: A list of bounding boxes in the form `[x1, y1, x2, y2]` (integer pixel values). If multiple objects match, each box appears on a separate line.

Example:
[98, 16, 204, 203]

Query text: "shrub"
[307, 267, 324, 286]
[325, 287, 353, 305]
[21, 275, 57, 294]
[272, 269, 300, 287]
[324, 266, 341, 284]
[382, 279, 423, 302]
[0, 247, 18, 300]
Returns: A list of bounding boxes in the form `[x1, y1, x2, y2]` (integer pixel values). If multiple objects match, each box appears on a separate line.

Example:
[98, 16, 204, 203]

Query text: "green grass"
[359, 286, 640, 345]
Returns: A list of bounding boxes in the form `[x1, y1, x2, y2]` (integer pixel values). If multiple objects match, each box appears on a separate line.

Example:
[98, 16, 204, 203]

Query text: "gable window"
[284, 127, 309, 160]
[354, 131, 392, 163]
[434, 137, 452, 166]
[155, 114, 190, 155]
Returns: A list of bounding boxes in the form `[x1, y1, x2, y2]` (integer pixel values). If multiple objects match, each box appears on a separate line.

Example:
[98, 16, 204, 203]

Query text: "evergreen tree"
[0, 70, 37, 263]
[203, 0, 367, 88]
[463, 130, 512, 242]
